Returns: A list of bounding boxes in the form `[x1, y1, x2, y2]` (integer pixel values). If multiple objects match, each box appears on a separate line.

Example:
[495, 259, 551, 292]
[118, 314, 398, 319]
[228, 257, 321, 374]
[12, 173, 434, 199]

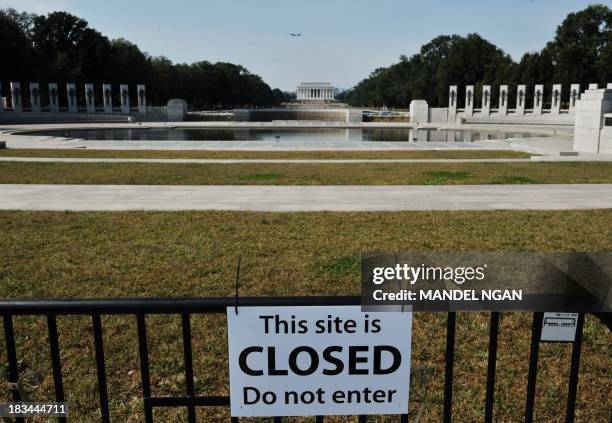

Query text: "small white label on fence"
[227, 306, 412, 417]
[541, 312, 579, 342]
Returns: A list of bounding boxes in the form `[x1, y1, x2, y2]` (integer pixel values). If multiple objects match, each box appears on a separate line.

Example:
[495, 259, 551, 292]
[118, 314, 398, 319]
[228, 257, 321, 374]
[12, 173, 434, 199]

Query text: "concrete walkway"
[1, 184, 610, 211]
[1, 156, 611, 163]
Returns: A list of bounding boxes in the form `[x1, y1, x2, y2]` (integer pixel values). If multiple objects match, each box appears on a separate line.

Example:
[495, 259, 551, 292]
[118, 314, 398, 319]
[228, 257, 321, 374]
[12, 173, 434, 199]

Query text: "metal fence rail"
[0, 296, 587, 422]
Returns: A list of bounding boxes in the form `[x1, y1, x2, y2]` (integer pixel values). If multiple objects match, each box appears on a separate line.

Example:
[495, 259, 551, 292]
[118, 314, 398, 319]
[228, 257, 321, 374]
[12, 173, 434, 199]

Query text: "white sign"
[541, 312, 579, 342]
[227, 306, 412, 417]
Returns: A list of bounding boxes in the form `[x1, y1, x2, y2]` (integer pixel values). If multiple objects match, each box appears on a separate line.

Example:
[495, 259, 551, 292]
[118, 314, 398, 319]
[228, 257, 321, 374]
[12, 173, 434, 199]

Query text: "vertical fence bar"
[565, 313, 585, 423]
[92, 314, 110, 423]
[484, 312, 500, 422]
[47, 315, 67, 423]
[3, 314, 24, 423]
[524, 312, 543, 423]
[137, 314, 154, 423]
[443, 312, 456, 423]
[181, 313, 196, 423]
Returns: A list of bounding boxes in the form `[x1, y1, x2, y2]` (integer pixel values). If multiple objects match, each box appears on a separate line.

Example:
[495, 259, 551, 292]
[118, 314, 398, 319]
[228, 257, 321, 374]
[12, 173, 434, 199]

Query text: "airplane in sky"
[290, 33, 301, 37]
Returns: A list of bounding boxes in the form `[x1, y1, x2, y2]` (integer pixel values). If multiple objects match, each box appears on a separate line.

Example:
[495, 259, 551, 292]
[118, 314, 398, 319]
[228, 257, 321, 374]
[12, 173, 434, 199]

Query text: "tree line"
[338, 4, 612, 109]
[0, 9, 291, 108]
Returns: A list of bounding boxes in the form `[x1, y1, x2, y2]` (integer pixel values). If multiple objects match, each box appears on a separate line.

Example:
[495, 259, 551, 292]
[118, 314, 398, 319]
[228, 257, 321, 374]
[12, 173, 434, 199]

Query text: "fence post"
[443, 312, 456, 423]
[565, 313, 585, 423]
[524, 312, 543, 423]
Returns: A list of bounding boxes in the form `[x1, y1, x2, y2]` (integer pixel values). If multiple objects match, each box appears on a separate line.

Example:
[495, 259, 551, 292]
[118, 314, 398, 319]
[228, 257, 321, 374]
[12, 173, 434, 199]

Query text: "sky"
[0, 0, 605, 91]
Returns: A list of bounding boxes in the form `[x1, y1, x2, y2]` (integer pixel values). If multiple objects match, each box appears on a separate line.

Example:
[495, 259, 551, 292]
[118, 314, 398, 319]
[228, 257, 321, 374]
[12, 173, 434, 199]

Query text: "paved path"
[1, 184, 610, 211]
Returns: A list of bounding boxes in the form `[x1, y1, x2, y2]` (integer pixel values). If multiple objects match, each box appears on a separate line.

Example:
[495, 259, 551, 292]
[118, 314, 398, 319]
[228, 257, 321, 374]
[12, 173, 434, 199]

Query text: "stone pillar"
[102, 84, 113, 114]
[499, 85, 508, 115]
[533, 84, 544, 114]
[120, 84, 130, 114]
[588, 83, 598, 90]
[48, 83, 59, 112]
[516, 85, 526, 115]
[85, 83, 95, 113]
[481, 85, 491, 115]
[29, 82, 41, 112]
[167, 99, 188, 121]
[551, 84, 562, 114]
[66, 83, 77, 113]
[448, 85, 457, 116]
[569, 84, 580, 113]
[137, 84, 146, 113]
[573, 88, 612, 154]
[465, 85, 474, 116]
[10, 82, 22, 112]
[409, 99, 429, 124]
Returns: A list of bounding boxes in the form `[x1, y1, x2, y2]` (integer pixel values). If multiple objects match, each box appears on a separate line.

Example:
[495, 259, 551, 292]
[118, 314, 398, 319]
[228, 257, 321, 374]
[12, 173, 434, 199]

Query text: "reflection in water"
[22, 128, 540, 142]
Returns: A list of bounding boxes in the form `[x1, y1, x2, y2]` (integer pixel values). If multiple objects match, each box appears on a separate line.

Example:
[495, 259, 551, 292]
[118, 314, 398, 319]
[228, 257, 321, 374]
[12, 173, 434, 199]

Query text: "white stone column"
[499, 85, 508, 115]
[573, 88, 612, 154]
[516, 85, 526, 115]
[410, 100, 429, 124]
[10, 82, 22, 112]
[102, 84, 113, 114]
[448, 85, 457, 116]
[588, 83, 598, 90]
[85, 83, 95, 113]
[465, 85, 474, 116]
[137, 84, 146, 113]
[569, 84, 580, 113]
[550, 84, 562, 114]
[66, 83, 77, 113]
[29, 82, 41, 112]
[481, 85, 491, 115]
[48, 83, 59, 112]
[533, 84, 544, 114]
[120, 84, 130, 114]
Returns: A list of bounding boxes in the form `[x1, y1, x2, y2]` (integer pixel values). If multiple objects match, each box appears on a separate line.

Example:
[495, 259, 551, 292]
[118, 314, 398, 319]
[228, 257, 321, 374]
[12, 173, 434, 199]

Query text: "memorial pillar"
[465, 85, 474, 116]
[499, 85, 508, 115]
[516, 85, 526, 115]
[85, 83, 95, 113]
[10, 82, 22, 112]
[551, 84, 562, 114]
[103, 84, 113, 114]
[137, 84, 146, 113]
[66, 83, 77, 113]
[569, 84, 580, 113]
[533, 84, 544, 114]
[448, 85, 457, 117]
[120, 84, 130, 114]
[29, 82, 41, 112]
[481, 85, 491, 115]
[48, 83, 59, 112]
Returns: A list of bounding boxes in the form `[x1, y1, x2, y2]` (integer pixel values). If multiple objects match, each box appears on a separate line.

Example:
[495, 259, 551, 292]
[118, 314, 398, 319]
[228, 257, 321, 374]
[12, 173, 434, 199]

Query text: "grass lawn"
[0, 148, 533, 160]
[1, 161, 612, 185]
[1, 210, 611, 422]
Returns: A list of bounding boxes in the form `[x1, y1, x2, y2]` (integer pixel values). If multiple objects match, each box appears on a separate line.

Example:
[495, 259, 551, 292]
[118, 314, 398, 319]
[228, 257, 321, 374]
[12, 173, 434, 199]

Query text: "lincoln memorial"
[296, 82, 335, 100]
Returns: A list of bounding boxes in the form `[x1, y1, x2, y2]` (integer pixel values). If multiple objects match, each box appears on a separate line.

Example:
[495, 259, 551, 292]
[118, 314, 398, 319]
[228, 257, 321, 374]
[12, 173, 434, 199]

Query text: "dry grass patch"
[1, 161, 612, 185]
[1, 210, 610, 421]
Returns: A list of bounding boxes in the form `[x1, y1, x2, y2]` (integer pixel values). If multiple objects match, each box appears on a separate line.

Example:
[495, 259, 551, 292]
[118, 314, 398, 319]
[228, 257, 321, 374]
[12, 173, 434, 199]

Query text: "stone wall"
[573, 89, 612, 154]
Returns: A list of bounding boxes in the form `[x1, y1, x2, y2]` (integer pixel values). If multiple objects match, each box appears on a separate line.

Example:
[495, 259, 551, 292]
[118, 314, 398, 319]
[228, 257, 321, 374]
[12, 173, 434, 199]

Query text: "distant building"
[297, 82, 335, 100]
